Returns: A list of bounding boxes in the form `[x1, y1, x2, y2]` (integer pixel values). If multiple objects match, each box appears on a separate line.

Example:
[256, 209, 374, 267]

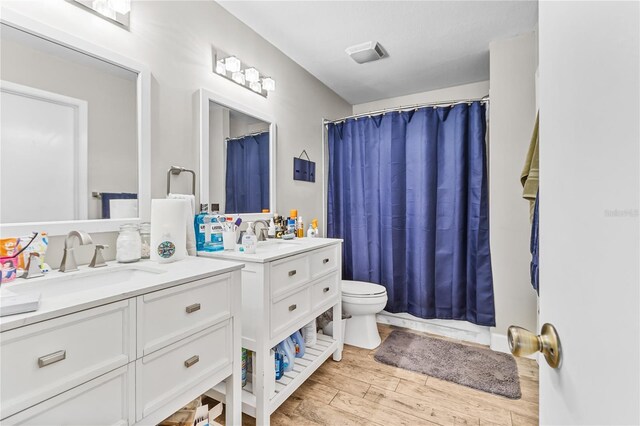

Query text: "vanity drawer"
[310, 245, 339, 279]
[137, 273, 231, 357]
[136, 320, 232, 421]
[2, 364, 133, 426]
[0, 300, 134, 420]
[311, 272, 340, 311]
[270, 254, 311, 299]
[271, 287, 311, 338]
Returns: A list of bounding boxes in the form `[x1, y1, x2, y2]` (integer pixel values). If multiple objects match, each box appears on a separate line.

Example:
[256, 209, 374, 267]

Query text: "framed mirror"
[0, 9, 150, 236]
[198, 88, 276, 219]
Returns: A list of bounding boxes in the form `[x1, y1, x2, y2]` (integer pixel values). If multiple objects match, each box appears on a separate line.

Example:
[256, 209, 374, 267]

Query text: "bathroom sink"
[3, 265, 166, 298]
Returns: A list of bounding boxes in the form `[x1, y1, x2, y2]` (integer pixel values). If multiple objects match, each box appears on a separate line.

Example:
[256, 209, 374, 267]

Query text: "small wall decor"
[293, 150, 315, 182]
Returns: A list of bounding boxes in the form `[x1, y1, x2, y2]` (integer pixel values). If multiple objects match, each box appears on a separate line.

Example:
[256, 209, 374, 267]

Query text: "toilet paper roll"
[150, 198, 188, 263]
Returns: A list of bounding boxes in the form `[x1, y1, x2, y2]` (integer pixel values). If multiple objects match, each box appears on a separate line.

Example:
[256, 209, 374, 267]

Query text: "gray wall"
[3, 0, 352, 268]
[489, 32, 539, 337]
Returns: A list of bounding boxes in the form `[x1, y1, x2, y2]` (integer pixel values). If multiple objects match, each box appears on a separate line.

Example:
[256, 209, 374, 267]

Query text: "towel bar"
[167, 166, 196, 196]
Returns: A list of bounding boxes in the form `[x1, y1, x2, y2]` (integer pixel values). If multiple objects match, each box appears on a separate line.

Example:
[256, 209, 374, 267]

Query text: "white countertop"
[197, 237, 342, 263]
[0, 256, 244, 332]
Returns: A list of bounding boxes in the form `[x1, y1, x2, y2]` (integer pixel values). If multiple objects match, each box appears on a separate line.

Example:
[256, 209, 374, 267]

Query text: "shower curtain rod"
[324, 95, 489, 125]
[225, 130, 269, 141]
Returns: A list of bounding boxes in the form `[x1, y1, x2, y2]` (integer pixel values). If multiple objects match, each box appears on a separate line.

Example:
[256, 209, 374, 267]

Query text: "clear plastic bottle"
[140, 222, 151, 259]
[116, 224, 141, 263]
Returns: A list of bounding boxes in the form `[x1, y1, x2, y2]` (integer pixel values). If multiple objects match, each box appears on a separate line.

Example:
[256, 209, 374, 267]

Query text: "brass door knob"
[508, 323, 562, 368]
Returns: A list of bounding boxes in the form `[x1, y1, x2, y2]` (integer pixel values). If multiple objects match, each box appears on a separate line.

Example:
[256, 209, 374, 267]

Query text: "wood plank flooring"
[228, 324, 539, 426]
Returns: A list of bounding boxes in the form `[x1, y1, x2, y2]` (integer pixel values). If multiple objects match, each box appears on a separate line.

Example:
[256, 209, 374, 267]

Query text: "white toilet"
[341, 280, 388, 349]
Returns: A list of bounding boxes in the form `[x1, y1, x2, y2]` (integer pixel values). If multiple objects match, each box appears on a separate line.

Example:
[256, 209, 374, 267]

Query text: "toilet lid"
[342, 280, 387, 297]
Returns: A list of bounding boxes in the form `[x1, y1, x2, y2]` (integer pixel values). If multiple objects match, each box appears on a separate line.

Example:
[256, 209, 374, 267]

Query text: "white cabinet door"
[2, 365, 134, 426]
[539, 2, 639, 424]
[1, 300, 134, 419]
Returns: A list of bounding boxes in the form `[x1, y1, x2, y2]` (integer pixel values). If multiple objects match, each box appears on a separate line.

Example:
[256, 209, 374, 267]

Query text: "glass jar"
[116, 224, 141, 263]
[139, 222, 151, 259]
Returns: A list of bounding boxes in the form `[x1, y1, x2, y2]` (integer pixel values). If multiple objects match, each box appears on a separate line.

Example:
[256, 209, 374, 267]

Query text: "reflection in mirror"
[0, 23, 138, 224]
[209, 101, 270, 214]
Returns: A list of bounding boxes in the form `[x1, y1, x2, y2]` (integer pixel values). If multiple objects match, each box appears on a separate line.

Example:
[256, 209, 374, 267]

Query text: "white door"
[0, 81, 87, 223]
[538, 2, 639, 424]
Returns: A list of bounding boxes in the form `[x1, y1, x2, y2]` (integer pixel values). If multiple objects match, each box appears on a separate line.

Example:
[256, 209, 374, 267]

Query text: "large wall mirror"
[199, 88, 276, 218]
[0, 9, 150, 236]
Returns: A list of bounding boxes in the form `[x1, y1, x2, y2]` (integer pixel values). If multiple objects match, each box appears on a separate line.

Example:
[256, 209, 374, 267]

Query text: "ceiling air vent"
[345, 41, 387, 64]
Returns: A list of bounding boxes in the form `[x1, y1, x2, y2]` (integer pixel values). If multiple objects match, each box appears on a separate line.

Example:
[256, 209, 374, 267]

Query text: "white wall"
[2, 0, 351, 268]
[1, 37, 137, 220]
[488, 32, 539, 346]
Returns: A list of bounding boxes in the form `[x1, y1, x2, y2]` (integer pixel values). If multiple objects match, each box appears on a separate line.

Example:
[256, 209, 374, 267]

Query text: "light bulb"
[245, 67, 260, 83]
[92, 0, 116, 19]
[232, 71, 246, 85]
[262, 77, 276, 92]
[250, 81, 262, 93]
[225, 56, 241, 73]
[107, 0, 130, 14]
[215, 59, 226, 75]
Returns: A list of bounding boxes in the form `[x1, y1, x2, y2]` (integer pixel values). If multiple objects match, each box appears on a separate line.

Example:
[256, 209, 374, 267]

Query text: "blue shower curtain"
[225, 132, 270, 213]
[327, 102, 495, 326]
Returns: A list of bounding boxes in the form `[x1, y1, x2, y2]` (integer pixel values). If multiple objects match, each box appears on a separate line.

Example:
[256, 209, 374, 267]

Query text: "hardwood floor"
[230, 324, 539, 426]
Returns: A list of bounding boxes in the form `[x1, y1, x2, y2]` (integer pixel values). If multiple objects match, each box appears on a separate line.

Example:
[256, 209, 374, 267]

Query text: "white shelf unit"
[207, 333, 338, 417]
[200, 239, 343, 426]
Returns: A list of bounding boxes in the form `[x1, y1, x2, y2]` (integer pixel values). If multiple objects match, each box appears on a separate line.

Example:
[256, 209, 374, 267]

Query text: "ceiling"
[218, 1, 538, 105]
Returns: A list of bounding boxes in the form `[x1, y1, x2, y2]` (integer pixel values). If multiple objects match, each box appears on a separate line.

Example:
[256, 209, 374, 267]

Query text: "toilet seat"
[342, 280, 387, 298]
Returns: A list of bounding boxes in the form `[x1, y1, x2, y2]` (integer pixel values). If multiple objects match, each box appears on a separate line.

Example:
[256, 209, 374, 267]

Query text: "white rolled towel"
[167, 193, 196, 256]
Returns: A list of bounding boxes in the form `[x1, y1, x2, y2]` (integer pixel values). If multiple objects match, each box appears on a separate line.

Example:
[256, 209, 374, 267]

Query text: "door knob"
[507, 323, 562, 368]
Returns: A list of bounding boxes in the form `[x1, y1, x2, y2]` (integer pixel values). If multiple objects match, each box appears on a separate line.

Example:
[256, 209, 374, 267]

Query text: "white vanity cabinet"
[201, 238, 343, 426]
[0, 258, 243, 426]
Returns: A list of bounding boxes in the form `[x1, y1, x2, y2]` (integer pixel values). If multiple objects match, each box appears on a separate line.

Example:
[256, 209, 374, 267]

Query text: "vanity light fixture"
[225, 56, 242, 73]
[245, 67, 260, 83]
[212, 49, 276, 98]
[68, 0, 131, 29]
[232, 71, 246, 85]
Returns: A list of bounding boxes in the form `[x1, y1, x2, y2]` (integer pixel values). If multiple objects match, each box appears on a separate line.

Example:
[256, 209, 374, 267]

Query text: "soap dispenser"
[242, 222, 258, 254]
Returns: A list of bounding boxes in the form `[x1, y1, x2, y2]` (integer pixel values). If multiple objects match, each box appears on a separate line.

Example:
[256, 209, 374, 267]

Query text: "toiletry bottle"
[307, 224, 316, 238]
[194, 204, 209, 251]
[297, 216, 304, 238]
[242, 222, 258, 254]
[312, 218, 319, 237]
[210, 217, 224, 251]
[268, 218, 276, 239]
[291, 330, 306, 357]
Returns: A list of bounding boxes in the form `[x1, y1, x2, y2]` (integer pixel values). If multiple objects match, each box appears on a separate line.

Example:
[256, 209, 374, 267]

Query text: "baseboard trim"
[376, 311, 491, 346]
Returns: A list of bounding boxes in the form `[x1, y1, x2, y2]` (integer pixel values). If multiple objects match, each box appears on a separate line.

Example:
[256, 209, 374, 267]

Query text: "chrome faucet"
[60, 230, 93, 273]
[252, 220, 270, 242]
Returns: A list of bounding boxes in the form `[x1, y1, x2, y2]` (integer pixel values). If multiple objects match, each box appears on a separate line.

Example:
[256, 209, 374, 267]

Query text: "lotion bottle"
[242, 222, 257, 254]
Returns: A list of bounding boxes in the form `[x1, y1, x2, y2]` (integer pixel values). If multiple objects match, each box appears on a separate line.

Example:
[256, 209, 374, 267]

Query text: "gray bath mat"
[374, 330, 521, 399]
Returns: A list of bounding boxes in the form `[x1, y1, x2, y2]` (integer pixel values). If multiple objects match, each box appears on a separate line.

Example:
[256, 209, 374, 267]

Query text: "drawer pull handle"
[38, 350, 66, 368]
[288, 270, 297, 277]
[323, 287, 330, 293]
[323, 258, 330, 264]
[289, 304, 297, 311]
[186, 303, 201, 314]
[184, 355, 200, 368]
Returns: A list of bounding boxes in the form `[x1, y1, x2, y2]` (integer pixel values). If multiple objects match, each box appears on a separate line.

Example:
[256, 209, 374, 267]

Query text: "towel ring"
[167, 166, 196, 196]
